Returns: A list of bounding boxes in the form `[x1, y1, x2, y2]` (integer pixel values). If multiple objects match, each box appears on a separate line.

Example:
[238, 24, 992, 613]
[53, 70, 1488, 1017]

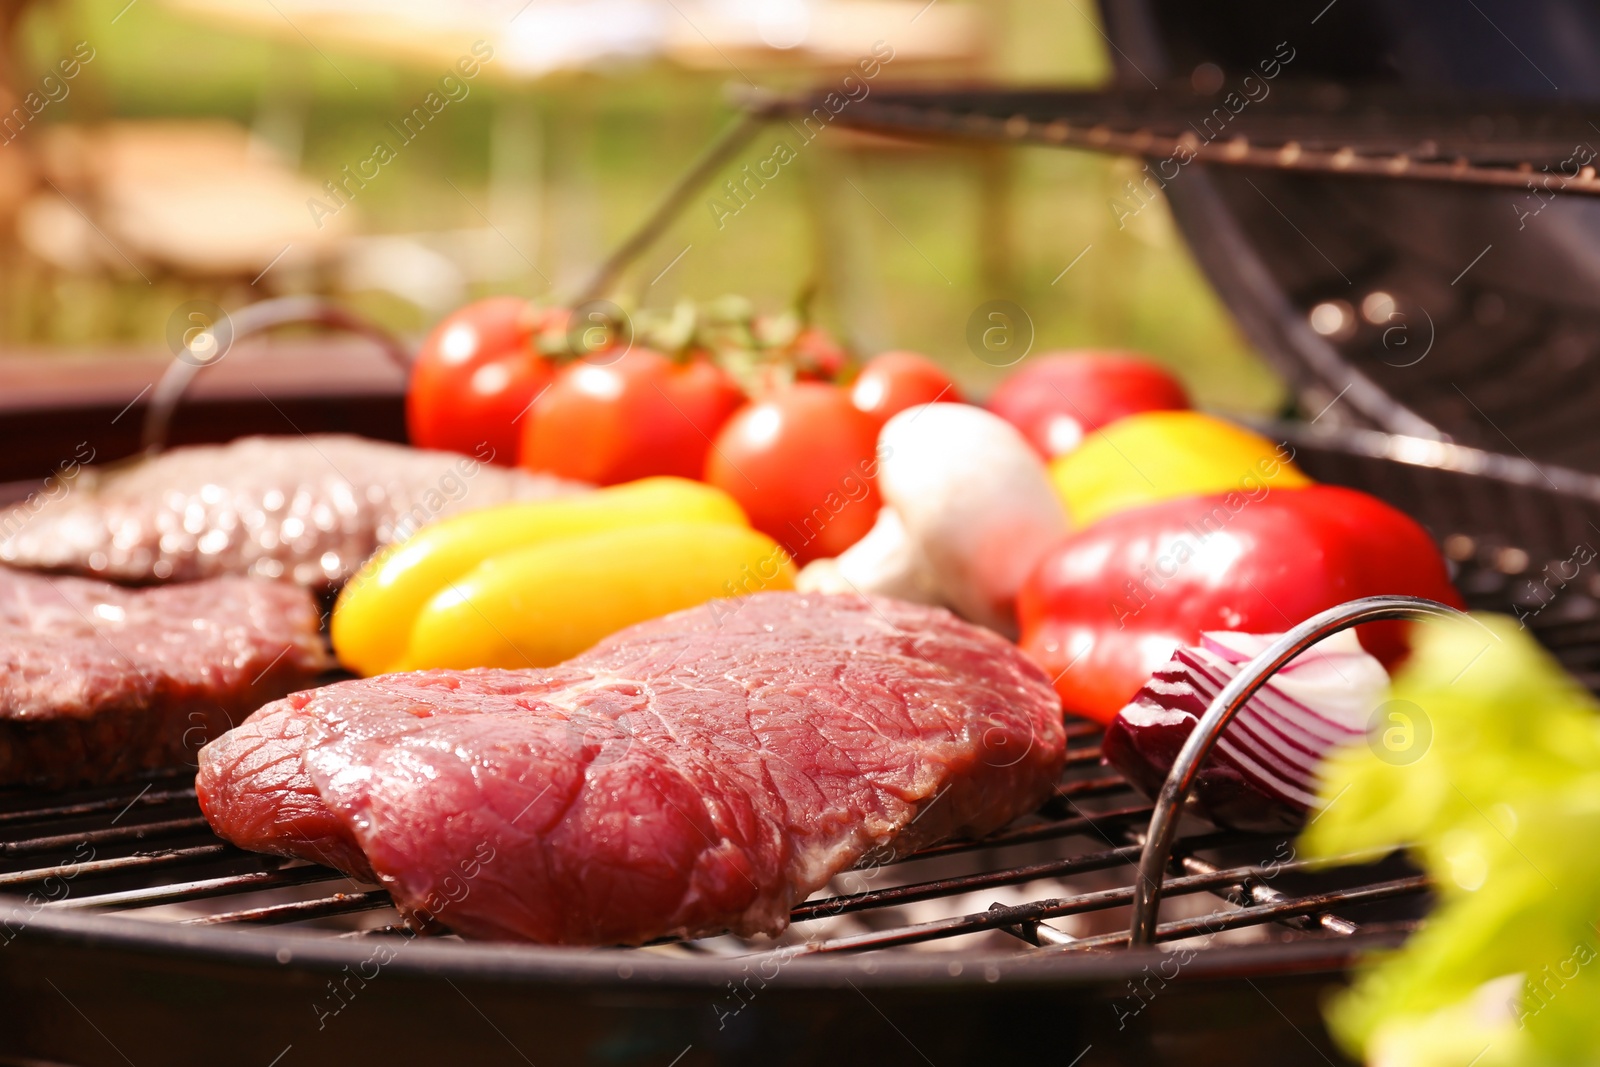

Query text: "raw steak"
[0, 565, 329, 787]
[197, 592, 1065, 945]
[0, 435, 582, 588]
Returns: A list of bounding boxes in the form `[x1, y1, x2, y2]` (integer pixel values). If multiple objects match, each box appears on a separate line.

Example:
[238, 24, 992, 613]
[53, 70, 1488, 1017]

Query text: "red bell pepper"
[1017, 484, 1465, 723]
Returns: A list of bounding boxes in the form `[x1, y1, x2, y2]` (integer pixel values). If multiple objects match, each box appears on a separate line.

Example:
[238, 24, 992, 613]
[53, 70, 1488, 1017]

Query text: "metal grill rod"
[793, 844, 1141, 923]
[800, 829, 1237, 924]
[0, 816, 212, 859]
[0, 845, 230, 889]
[908, 803, 1152, 860]
[772, 850, 1415, 958]
[1176, 853, 1357, 937]
[1084, 875, 1428, 952]
[182, 890, 392, 927]
[746, 90, 1600, 197]
[0, 786, 195, 827]
[46, 865, 348, 911]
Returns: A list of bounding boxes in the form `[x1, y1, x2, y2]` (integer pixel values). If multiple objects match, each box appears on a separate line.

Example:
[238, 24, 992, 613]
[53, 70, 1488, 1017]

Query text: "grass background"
[6, 0, 1287, 413]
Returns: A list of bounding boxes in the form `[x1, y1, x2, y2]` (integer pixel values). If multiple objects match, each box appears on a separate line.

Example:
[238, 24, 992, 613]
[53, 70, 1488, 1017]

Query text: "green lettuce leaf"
[1302, 614, 1600, 1065]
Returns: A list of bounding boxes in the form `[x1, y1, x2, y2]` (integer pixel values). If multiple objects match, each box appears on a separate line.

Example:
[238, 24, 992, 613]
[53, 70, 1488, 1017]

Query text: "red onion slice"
[1102, 630, 1388, 831]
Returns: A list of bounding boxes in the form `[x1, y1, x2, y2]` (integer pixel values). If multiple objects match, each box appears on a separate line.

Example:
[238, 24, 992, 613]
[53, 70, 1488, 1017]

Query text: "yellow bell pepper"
[333, 477, 747, 676]
[401, 522, 795, 670]
[1049, 411, 1310, 527]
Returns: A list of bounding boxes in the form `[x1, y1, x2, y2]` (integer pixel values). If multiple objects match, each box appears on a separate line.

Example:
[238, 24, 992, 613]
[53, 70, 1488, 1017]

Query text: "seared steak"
[0, 435, 581, 588]
[0, 565, 329, 787]
[198, 592, 1064, 945]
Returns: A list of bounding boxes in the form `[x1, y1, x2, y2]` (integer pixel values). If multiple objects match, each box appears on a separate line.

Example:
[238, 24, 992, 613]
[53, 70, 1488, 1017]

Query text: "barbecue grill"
[5, 1, 1600, 1063]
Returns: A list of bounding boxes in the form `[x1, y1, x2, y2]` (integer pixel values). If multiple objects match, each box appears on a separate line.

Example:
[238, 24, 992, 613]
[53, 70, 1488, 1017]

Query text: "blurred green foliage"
[1306, 614, 1600, 1066]
[9, 0, 1285, 413]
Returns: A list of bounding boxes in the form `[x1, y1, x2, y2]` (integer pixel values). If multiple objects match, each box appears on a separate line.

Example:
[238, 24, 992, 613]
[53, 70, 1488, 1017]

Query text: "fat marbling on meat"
[0, 435, 581, 588]
[197, 592, 1065, 945]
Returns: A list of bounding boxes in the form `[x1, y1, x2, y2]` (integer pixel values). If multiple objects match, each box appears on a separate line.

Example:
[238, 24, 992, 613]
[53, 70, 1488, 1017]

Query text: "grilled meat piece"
[0, 565, 329, 787]
[197, 592, 1065, 945]
[0, 435, 582, 588]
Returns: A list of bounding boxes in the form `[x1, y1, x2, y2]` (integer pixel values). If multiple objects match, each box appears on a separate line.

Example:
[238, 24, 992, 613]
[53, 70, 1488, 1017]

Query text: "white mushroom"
[794, 506, 940, 603]
[798, 403, 1069, 636]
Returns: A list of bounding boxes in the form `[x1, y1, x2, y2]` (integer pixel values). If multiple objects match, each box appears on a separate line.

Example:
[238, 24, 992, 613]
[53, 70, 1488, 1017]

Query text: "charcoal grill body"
[3, 380, 1583, 1067]
[1, 911, 1365, 1067]
[8, 2, 1600, 1062]
[1107, 0, 1600, 469]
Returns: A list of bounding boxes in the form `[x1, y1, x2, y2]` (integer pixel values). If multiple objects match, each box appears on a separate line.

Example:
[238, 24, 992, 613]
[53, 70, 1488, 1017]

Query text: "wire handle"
[141, 296, 412, 454]
[1126, 594, 1469, 946]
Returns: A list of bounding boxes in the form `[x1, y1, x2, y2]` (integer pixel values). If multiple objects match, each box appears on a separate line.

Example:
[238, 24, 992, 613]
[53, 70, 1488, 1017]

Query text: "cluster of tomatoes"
[406, 295, 1190, 566]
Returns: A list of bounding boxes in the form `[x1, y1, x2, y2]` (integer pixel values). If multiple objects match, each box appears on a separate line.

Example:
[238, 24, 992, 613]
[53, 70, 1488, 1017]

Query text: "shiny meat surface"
[198, 592, 1065, 945]
[0, 435, 582, 587]
[0, 565, 329, 786]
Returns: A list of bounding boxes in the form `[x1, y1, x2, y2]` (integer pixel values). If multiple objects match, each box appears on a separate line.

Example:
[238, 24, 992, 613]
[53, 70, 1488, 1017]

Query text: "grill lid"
[1101, 0, 1600, 473]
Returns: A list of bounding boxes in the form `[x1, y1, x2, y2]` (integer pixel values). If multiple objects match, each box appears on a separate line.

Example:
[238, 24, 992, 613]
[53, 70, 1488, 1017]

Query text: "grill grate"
[7, 427, 1597, 970]
[0, 721, 1427, 960]
[7, 431, 1593, 1067]
[746, 86, 1600, 197]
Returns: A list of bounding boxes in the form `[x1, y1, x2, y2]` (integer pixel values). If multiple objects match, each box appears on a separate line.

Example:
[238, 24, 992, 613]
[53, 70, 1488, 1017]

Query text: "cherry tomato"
[407, 297, 560, 466]
[705, 383, 881, 564]
[790, 326, 850, 382]
[520, 348, 745, 485]
[851, 350, 963, 424]
[986, 351, 1190, 459]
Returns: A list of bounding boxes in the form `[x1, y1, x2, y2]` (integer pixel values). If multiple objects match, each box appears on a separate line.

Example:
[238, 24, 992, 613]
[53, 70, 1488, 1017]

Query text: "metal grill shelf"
[748, 85, 1600, 196]
[0, 727, 1426, 962]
